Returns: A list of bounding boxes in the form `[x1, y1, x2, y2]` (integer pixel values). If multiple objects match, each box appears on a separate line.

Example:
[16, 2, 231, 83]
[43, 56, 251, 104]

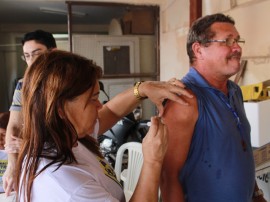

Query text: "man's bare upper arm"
[160, 93, 198, 201]
[162, 93, 198, 178]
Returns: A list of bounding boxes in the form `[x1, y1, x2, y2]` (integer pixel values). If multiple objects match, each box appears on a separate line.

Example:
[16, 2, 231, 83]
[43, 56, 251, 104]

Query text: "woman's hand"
[142, 116, 168, 165]
[130, 116, 167, 202]
[138, 79, 193, 116]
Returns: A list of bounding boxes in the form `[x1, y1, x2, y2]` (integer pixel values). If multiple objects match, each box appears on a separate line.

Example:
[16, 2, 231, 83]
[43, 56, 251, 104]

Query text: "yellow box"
[241, 80, 270, 101]
[253, 142, 270, 167]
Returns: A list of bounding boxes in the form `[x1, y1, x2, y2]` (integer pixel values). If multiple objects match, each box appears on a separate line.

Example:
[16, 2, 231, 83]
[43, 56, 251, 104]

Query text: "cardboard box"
[253, 142, 270, 167]
[253, 143, 270, 201]
[122, 10, 155, 35]
[256, 176, 270, 201]
[244, 99, 270, 147]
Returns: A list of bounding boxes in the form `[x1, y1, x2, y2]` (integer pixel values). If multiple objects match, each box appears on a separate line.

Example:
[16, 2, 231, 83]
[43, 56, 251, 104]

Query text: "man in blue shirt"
[160, 13, 266, 202]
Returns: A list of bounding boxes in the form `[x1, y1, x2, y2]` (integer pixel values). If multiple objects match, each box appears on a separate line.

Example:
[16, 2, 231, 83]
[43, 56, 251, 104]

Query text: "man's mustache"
[227, 52, 241, 59]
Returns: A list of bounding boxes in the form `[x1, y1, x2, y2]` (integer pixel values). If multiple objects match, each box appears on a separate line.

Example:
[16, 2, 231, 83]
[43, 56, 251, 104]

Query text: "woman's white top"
[20, 121, 125, 202]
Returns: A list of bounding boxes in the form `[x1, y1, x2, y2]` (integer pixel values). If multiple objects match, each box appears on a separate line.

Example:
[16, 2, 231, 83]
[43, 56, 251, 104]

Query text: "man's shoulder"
[163, 94, 198, 122]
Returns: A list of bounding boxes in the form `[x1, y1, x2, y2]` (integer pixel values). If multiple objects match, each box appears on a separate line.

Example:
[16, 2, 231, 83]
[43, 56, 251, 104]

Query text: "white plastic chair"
[114, 142, 143, 201]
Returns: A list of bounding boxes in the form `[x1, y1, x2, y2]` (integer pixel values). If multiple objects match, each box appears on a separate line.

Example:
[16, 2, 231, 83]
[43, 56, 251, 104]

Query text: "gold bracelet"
[133, 81, 147, 100]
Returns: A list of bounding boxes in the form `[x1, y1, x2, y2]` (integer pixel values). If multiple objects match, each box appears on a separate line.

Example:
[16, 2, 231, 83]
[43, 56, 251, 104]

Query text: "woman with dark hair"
[15, 50, 192, 202]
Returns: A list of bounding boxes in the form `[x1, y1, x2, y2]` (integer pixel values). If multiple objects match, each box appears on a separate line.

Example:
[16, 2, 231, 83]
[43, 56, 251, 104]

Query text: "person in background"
[3, 30, 57, 196]
[0, 112, 12, 193]
[15, 50, 192, 201]
[160, 13, 266, 202]
[0, 112, 22, 152]
[0, 112, 10, 150]
[0, 112, 21, 194]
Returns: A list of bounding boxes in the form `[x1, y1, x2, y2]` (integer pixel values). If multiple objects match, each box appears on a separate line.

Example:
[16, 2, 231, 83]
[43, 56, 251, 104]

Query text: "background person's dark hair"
[21, 30, 57, 49]
[187, 13, 235, 64]
[0, 111, 10, 129]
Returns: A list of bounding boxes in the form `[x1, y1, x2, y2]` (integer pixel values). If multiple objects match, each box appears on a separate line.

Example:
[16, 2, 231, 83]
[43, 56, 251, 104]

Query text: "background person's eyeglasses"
[206, 38, 245, 47]
[21, 50, 42, 61]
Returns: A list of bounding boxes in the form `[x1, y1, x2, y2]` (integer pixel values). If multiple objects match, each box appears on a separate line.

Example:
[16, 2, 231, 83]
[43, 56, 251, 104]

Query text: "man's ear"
[192, 42, 204, 60]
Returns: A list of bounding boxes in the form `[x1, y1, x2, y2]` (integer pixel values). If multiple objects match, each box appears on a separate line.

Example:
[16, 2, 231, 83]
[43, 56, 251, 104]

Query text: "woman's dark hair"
[187, 13, 235, 64]
[16, 50, 103, 201]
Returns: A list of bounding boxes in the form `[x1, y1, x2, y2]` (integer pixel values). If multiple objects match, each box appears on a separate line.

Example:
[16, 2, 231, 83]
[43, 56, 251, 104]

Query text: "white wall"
[159, 0, 190, 80]
[226, 0, 270, 85]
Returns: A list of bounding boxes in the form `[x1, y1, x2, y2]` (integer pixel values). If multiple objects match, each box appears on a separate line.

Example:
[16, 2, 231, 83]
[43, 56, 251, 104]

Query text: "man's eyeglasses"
[21, 49, 43, 61]
[206, 38, 245, 47]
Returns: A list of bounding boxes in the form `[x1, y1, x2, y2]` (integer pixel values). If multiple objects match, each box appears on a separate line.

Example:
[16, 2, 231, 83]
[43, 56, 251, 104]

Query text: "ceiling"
[0, 1, 128, 25]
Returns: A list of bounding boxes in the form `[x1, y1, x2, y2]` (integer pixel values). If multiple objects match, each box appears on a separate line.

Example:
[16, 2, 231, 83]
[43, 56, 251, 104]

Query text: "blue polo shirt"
[180, 67, 255, 202]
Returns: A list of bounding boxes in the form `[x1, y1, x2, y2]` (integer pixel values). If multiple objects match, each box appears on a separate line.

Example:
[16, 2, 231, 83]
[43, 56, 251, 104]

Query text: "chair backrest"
[114, 142, 143, 198]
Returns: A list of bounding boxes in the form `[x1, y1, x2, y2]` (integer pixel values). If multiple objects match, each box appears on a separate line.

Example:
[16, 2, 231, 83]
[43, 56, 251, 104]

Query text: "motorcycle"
[98, 81, 150, 167]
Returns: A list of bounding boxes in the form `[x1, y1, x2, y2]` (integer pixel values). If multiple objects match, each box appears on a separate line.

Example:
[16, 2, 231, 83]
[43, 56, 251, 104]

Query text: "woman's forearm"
[130, 161, 162, 202]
